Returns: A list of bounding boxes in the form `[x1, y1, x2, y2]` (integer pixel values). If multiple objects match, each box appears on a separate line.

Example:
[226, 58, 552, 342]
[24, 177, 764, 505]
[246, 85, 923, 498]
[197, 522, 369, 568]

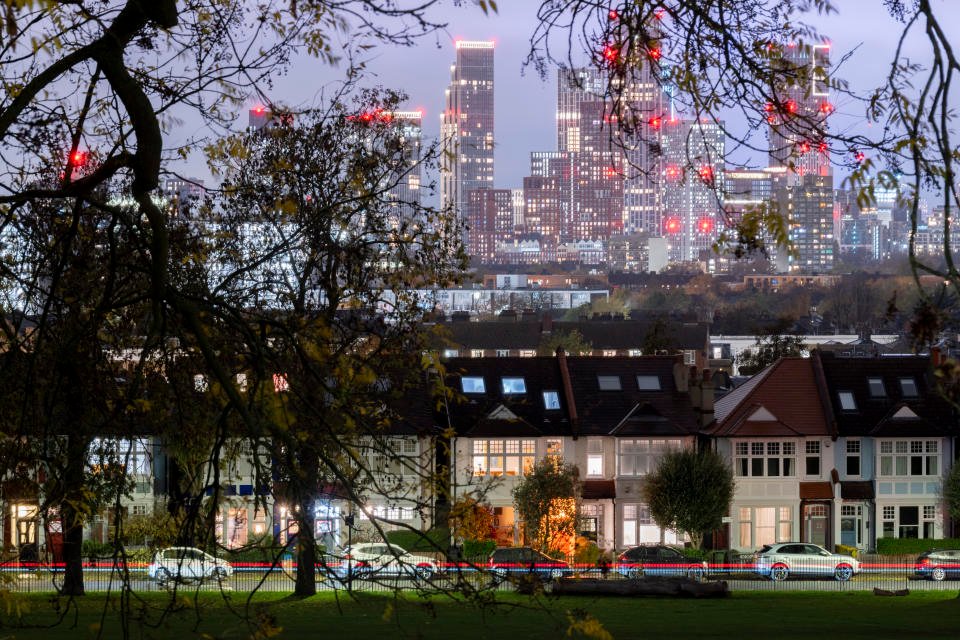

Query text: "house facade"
[443, 353, 712, 551]
[709, 351, 958, 552]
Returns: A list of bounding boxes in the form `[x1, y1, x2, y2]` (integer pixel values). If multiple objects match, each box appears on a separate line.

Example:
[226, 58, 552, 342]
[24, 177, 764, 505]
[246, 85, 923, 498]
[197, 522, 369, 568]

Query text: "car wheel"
[416, 566, 433, 581]
[834, 564, 853, 582]
[550, 569, 563, 580]
[628, 568, 643, 580]
[155, 567, 171, 586]
[214, 567, 229, 582]
[931, 567, 947, 582]
[770, 564, 789, 582]
[687, 568, 704, 582]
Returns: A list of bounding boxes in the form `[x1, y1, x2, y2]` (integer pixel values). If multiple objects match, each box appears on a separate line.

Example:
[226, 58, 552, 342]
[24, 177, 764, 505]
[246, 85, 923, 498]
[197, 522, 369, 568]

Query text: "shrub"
[461, 539, 496, 560]
[574, 538, 600, 565]
[875, 537, 960, 555]
[385, 527, 450, 553]
[81, 540, 114, 560]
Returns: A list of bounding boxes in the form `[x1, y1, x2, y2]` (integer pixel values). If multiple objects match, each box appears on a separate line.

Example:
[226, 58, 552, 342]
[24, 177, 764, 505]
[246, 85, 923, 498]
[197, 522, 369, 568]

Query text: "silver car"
[337, 543, 438, 580]
[147, 547, 233, 585]
[754, 542, 859, 582]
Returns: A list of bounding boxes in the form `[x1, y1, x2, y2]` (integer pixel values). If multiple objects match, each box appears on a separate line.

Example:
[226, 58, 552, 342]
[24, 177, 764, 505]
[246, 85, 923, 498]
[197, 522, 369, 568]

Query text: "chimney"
[541, 314, 553, 335]
[672, 356, 689, 393]
[556, 347, 580, 438]
[688, 366, 701, 409]
[699, 369, 715, 427]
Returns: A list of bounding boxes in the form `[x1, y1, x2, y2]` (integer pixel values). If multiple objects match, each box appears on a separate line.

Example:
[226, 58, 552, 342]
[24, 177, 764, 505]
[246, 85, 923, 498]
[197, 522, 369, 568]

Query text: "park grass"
[1, 589, 959, 639]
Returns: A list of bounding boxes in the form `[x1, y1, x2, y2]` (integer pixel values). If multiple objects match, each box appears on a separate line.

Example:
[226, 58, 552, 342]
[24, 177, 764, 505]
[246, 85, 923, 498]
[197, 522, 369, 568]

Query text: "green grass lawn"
[1, 590, 959, 639]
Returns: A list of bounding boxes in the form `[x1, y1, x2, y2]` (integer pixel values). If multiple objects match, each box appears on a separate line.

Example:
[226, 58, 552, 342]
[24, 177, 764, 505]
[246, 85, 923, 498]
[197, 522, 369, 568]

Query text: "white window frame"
[878, 439, 939, 477]
[618, 438, 682, 477]
[586, 438, 604, 477]
[734, 441, 796, 477]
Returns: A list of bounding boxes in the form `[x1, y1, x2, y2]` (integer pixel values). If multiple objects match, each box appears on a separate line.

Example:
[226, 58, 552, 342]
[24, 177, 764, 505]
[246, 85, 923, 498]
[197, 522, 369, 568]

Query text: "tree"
[943, 462, 960, 538]
[529, 1, 960, 349]
[736, 334, 806, 375]
[0, 0, 457, 603]
[448, 496, 496, 544]
[642, 448, 734, 549]
[512, 458, 581, 556]
[538, 329, 593, 356]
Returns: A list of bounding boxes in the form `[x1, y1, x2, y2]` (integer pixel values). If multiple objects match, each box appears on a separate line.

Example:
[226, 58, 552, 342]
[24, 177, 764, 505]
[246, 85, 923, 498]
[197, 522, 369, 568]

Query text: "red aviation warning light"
[784, 99, 798, 114]
[664, 165, 682, 181]
[697, 217, 715, 234]
[854, 150, 865, 163]
[604, 166, 620, 178]
[819, 101, 835, 115]
[252, 105, 266, 115]
[797, 141, 811, 155]
[608, 9, 619, 21]
[70, 150, 88, 165]
[602, 43, 621, 65]
[698, 165, 714, 184]
[654, 7, 666, 20]
[664, 217, 681, 234]
[648, 116, 662, 130]
[647, 47, 662, 61]
[818, 142, 828, 154]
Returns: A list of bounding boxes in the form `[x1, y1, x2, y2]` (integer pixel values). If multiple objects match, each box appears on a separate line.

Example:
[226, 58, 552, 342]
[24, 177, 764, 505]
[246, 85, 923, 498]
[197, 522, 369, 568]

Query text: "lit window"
[546, 438, 563, 458]
[496, 349, 510, 358]
[443, 349, 459, 358]
[543, 391, 561, 410]
[587, 439, 603, 477]
[501, 377, 527, 394]
[636, 375, 661, 391]
[598, 375, 622, 391]
[461, 376, 486, 394]
[838, 391, 856, 411]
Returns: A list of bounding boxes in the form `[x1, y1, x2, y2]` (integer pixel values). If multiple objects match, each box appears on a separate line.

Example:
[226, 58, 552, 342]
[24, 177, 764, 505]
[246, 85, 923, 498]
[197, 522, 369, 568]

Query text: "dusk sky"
[187, 1, 960, 198]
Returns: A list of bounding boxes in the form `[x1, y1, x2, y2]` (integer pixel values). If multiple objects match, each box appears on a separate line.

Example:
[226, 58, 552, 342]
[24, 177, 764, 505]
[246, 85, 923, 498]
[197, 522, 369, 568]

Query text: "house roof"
[706, 358, 832, 438]
[799, 481, 833, 500]
[440, 354, 700, 438]
[435, 318, 709, 353]
[815, 351, 957, 438]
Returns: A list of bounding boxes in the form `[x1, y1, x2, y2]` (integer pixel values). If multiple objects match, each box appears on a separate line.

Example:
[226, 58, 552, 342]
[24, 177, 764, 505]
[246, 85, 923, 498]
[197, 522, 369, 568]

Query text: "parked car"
[754, 543, 859, 582]
[487, 547, 572, 582]
[147, 547, 233, 585]
[915, 549, 960, 581]
[616, 545, 708, 580]
[336, 543, 438, 580]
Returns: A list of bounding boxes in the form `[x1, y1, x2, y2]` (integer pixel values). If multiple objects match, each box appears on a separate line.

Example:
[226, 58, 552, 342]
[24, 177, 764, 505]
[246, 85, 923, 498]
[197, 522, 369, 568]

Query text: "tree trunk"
[59, 437, 87, 596]
[293, 495, 316, 597]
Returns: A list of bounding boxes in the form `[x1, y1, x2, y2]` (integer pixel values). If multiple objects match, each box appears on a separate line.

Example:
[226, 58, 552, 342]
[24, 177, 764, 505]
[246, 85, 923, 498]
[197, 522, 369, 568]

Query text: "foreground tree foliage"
[512, 458, 581, 556]
[642, 448, 735, 549]
[0, 0, 459, 611]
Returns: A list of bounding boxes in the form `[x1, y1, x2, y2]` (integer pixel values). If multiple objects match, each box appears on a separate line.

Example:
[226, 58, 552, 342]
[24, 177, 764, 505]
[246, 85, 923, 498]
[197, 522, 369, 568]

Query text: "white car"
[147, 547, 233, 585]
[337, 543, 438, 580]
[754, 542, 859, 582]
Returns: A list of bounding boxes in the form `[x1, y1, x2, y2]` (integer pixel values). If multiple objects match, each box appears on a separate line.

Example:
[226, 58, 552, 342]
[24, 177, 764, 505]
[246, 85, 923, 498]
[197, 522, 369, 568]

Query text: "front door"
[840, 503, 865, 549]
[803, 503, 828, 547]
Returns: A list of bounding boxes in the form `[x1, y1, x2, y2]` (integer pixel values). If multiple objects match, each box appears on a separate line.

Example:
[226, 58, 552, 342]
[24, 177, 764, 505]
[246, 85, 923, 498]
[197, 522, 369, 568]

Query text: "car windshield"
[757, 545, 772, 554]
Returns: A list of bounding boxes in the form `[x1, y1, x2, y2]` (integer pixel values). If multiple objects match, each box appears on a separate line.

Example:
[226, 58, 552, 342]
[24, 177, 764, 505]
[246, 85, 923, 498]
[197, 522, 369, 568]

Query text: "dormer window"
[899, 377, 918, 397]
[597, 375, 622, 391]
[501, 377, 527, 395]
[543, 390, 561, 410]
[838, 391, 856, 411]
[461, 376, 486, 394]
[867, 377, 886, 397]
[636, 375, 661, 391]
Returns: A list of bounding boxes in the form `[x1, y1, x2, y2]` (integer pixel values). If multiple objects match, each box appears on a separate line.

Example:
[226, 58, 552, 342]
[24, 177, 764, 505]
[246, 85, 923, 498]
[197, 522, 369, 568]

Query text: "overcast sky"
[184, 1, 960, 198]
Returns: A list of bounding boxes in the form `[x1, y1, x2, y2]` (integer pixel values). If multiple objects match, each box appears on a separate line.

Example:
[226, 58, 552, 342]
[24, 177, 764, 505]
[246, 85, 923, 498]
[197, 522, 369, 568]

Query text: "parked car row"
[143, 544, 960, 586]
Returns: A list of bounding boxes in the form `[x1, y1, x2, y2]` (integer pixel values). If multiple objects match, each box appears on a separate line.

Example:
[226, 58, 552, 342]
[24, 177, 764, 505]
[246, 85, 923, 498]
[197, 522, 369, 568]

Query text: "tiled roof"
[582, 480, 617, 499]
[706, 358, 831, 437]
[440, 355, 700, 438]
[816, 351, 957, 437]
[799, 481, 833, 500]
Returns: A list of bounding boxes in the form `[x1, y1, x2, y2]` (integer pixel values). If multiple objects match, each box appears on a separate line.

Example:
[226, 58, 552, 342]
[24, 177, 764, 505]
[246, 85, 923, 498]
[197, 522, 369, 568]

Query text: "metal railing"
[2, 555, 957, 594]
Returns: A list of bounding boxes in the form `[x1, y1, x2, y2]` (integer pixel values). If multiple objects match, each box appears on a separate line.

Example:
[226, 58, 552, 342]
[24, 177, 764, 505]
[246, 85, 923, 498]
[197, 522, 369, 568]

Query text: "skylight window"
[461, 376, 486, 394]
[636, 375, 661, 391]
[597, 375, 622, 391]
[838, 391, 857, 411]
[501, 377, 527, 394]
[867, 377, 886, 397]
[899, 377, 918, 397]
[543, 391, 561, 410]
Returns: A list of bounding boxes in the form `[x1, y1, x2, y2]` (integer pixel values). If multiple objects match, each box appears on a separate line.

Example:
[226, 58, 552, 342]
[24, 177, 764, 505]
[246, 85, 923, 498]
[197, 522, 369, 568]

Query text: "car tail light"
[920, 558, 931, 567]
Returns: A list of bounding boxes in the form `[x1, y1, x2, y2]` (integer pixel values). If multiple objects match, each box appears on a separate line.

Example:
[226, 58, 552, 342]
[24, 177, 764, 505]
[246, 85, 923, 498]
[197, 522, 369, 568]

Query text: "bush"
[875, 537, 960, 555]
[385, 527, 450, 553]
[574, 538, 601, 565]
[461, 539, 496, 560]
[81, 540, 114, 560]
[835, 544, 858, 558]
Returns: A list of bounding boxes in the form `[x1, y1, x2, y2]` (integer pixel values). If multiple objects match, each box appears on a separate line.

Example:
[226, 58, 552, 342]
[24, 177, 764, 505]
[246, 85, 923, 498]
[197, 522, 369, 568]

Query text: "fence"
[1, 555, 956, 594]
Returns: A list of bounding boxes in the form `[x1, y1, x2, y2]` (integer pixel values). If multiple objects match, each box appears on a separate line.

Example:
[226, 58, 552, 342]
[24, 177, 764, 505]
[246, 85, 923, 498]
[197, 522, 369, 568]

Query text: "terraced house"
[441, 352, 714, 550]
[710, 351, 958, 553]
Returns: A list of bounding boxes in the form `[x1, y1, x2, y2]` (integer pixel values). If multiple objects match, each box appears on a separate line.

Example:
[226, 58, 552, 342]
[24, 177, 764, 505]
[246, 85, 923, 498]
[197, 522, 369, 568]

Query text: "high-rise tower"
[441, 41, 495, 239]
